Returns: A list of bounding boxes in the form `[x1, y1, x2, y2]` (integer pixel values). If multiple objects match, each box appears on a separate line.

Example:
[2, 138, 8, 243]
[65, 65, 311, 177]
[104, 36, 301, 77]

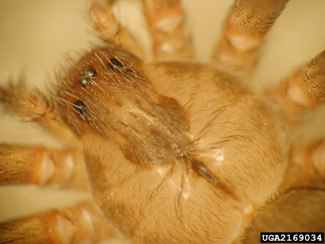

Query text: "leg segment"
[142, 0, 194, 60]
[0, 84, 77, 144]
[280, 139, 325, 190]
[0, 144, 85, 189]
[89, 0, 144, 59]
[0, 201, 111, 244]
[269, 50, 325, 125]
[212, 0, 288, 76]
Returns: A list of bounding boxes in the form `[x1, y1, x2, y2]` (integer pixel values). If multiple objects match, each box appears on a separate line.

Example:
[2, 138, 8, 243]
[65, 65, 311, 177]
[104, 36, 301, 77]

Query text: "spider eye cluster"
[78, 68, 97, 88]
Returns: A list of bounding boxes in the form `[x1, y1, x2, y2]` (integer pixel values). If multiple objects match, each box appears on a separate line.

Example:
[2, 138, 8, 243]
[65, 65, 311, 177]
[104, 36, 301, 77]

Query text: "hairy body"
[55, 45, 287, 242]
[0, 1, 324, 244]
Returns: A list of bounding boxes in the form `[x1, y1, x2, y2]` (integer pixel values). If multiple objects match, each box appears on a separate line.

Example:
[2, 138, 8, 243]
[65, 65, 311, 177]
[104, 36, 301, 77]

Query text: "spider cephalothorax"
[0, 0, 324, 244]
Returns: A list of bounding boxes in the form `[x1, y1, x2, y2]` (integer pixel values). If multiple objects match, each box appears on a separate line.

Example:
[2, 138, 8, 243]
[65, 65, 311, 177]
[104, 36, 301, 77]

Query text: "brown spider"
[0, 0, 325, 243]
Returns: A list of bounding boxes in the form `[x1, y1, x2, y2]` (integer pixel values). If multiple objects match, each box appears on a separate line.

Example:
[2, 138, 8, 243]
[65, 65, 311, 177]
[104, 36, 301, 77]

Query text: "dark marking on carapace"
[190, 159, 237, 199]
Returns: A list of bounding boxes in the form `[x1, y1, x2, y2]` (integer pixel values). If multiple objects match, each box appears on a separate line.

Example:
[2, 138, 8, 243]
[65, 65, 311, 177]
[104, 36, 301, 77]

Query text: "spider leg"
[0, 85, 77, 144]
[141, 0, 194, 60]
[89, 0, 144, 59]
[0, 144, 85, 189]
[212, 0, 288, 76]
[0, 201, 111, 244]
[0, 85, 86, 188]
[268, 50, 325, 125]
[280, 139, 325, 190]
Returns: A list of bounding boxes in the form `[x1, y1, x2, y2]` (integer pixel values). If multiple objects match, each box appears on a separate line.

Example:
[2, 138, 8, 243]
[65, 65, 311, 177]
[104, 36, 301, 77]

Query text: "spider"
[3, 0, 324, 243]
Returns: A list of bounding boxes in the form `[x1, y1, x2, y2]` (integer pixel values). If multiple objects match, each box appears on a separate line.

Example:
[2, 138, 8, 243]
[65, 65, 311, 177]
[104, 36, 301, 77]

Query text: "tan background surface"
[0, 0, 325, 242]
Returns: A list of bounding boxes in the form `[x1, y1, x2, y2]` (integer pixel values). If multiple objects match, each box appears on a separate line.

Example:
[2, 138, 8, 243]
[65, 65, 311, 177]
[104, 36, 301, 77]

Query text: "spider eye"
[73, 100, 86, 116]
[78, 68, 96, 88]
[84, 68, 96, 77]
[78, 76, 89, 88]
[108, 58, 124, 71]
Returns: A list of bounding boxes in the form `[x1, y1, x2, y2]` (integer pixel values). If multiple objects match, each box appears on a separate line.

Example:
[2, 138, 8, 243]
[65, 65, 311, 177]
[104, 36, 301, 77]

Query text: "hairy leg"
[141, 0, 194, 60]
[0, 144, 85, 189]
[0, 84, 77, 144]
[280, 139, 325, 190]
[269, 50, 325, 125]
[89, 0, 144, 59]
[0, 201, 111, 244]
[212, 0, 289, 76]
